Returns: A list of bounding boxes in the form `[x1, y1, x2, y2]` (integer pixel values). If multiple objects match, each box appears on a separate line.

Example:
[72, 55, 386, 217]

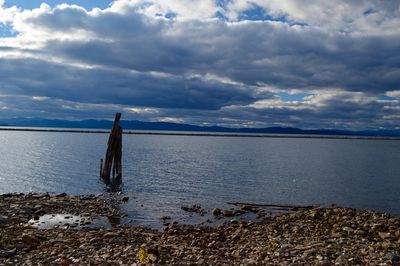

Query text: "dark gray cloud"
[0, 57, 260, 110]
[36, 9, 400, 94]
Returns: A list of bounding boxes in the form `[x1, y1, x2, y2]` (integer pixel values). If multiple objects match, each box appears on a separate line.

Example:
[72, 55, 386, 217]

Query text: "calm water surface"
[1, 131, 399, 227]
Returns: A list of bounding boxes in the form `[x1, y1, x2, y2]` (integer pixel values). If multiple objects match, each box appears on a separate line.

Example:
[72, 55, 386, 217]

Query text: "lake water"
[1, 130, 400, 227]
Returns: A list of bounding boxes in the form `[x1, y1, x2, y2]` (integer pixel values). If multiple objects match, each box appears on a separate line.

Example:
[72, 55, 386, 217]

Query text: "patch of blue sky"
[238, 5, 284, 22]
[215, 0, 232, 8]
[0, 23, 17, 37]
[165, 12, 177, 19]
[216, 3, 307, 26]
[4, 0, 113, 10]
[155, 12, 176, 19]
[277, 92, 311, 102]
[363, 8, 376, 16]
[379, 95, 396, 101]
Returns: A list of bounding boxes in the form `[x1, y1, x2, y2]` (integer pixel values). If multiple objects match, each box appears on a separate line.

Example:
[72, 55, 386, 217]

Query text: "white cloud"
[223, 0, 400, 35]
[386, 91, 400, 98]
[125, 107, 159, 114]
[107, 0, 218, 20]
[0, 0, 19, 24]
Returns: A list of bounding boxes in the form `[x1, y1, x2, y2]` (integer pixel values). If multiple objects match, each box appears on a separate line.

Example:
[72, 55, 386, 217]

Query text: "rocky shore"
[1, 193, 399, 265]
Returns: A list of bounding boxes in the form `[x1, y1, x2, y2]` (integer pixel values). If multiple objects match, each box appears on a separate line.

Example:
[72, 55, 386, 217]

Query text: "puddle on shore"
[27, 204, 299, 230]
[28, 214, 121, 229]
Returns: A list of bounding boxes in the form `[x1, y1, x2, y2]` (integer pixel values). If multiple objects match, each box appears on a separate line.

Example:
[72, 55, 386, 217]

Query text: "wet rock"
[0, 215, 9, 225]
[122, 196, 129, 202]
[241, 205, 254, 212]
[384, 252, 400, 263]
[212, 208, 222, 216]
[223, 210, 234, 217]
[34, 209, 46, 216]
[0, 248, 16, 258]
[19, 206, 34, 215]
[181, 204, 206, 215]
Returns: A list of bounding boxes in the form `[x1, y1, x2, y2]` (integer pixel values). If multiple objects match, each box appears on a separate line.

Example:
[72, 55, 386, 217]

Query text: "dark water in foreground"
[1, 130, 399, 227]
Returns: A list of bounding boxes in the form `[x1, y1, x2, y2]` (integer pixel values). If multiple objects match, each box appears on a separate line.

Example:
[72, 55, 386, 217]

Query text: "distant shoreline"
[1, 126, 400, 140]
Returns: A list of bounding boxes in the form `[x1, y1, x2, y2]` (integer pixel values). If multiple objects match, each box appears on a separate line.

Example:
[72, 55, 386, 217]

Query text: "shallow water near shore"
[1, 130, 400, 227]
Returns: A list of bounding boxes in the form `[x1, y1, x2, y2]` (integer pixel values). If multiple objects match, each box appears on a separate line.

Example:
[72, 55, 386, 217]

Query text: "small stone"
[241, 258, 257, 266]
[320, 260, 332, 266]
[342, 226, 353, 233]
[48, 239, 66, 245]
[89, 238, 102, 244]
[378, 232, 391, 240]
[335, 254, 348, 264]
[277, 246, 288, 254]
[197, 259, 205, 264]
[104, 232, 119, 238]
[303, 248, 317, 257]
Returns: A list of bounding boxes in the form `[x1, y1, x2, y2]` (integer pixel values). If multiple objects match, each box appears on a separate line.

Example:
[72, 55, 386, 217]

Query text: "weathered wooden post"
[101, 112, 122, 180]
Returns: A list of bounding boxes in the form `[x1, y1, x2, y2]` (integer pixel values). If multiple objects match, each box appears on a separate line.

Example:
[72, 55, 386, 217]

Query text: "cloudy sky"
[0, 0, 399, 130]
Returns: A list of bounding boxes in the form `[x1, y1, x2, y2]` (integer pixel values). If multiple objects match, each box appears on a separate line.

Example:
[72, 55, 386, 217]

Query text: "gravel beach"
[1, 193, 399, 265]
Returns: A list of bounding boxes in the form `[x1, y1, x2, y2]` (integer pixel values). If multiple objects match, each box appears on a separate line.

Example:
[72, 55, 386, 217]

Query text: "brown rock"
[22, 234, 40, 247]
[378, 232, 392, 240]
[104, 232, 119, 238]
[223, 210, 234, 217]
[212, 208, 222, 216]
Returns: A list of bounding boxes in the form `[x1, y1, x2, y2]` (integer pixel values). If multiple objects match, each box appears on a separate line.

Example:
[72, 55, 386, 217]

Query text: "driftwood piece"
[101, 113, 122, 180]
[227, 202, 314, 210]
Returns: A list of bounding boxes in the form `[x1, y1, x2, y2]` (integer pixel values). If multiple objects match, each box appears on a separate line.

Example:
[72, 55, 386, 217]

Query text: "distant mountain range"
[0, 117, 399, 137]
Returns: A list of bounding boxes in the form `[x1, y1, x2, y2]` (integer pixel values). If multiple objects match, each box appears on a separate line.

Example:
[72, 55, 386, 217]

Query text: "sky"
[0, 0, 399, 130]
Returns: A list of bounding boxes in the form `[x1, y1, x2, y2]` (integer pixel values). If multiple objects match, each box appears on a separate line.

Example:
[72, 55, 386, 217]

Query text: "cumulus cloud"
[0, 0, 399, 130]
[0, 0, 18, 24]
[223, 0, 400, 34]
